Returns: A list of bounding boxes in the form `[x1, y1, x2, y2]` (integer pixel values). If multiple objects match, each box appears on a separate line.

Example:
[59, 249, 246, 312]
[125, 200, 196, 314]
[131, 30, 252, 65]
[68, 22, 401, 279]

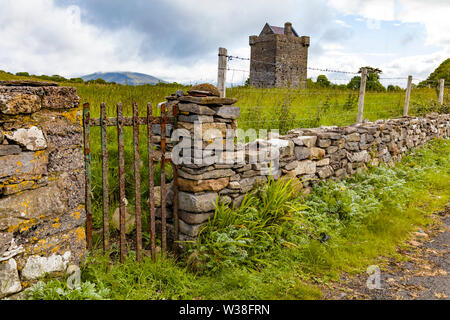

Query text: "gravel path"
[323, 205, 449, 300]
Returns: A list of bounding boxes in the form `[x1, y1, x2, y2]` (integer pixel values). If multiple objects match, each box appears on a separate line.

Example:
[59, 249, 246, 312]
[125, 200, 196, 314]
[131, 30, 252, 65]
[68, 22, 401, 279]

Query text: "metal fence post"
[116, 103, 126, 262]
[82, 103, 92, 250]
[439, 79, 445, 105]
[357, 67, 367, 123]
[132, 103, 142, 262]
[100, 103, 110, 253]
[218, 47, 227, 98]
[403, 75, 413, 116]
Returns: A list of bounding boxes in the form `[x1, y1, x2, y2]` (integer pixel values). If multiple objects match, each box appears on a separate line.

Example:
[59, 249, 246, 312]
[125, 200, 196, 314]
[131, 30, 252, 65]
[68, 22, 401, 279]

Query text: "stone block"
[214, 106, 240, 119]
[178, 169, 234, 180]
[326, 146, 338, 154]
[316, 158, 330, 166]
[178, 103, 216, 115]
[179, 219, 205, 237]
[318, 165, 334, 179]
[283, 160, 298, 171]
[5, 126, 47, 151]
[0, 259, 22, 298]
[345, 142, 360, 151]
[0, 145, 21, 156]
[317, 138, 331, 148]
[0, 86, 43, 115]
[292, 136, 317, 147]
[179, 96, 237, 105]
[347, 150, 370, 163]
[295, 160, 316, 175]
[42, 87, 80, 109]
[178, 192, 218, 212]
[345, 132, 360, 142]
[178, 176, 229, 192]
[179, 114, 214, 123]
[0, 183, 67, 228]
[0, 151, 48, 179]
[294, 146, 310, 160]
[179, 211, 214, 225]
[309, 147, 325, 160]
[21, 252, 71, 280]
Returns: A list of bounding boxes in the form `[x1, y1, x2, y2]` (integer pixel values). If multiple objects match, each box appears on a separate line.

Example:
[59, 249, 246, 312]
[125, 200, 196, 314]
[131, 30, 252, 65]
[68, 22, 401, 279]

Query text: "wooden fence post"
[357, 67, 367, 123]
[439, 79, 445, 105]
[403, 75, 413, 116]
[217, 47, 227, 98]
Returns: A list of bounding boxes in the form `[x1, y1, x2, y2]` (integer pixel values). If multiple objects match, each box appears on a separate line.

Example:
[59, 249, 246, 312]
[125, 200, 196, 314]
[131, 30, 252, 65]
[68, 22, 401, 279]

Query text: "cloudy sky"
[0, 0, 449, 86]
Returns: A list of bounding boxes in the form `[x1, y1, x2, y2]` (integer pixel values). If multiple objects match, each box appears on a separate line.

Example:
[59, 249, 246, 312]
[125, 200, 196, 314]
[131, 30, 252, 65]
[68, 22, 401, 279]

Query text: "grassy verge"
[24, 138, 450, 300]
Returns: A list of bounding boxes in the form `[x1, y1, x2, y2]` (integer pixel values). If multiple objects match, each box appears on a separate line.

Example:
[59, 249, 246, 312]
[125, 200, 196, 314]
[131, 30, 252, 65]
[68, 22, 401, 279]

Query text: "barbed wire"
[226, 54, 360, 75]
[225, 53, 448, 85]
[222, 51, 447, 123]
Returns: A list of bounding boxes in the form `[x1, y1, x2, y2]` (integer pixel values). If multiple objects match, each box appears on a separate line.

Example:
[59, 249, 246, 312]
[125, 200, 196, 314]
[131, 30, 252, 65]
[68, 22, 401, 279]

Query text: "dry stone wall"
[0, 81, 85, 299]
[167, 86, 450, 243]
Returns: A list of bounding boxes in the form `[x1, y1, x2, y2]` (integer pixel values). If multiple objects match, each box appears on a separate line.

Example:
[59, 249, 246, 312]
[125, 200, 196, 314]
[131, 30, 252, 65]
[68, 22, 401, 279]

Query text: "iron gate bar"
[83, 103, 93, 250]
[171, 104, 179, 254]
[160, 103, 167, 253]
[100, 103, 110, 252]
[89, 117, 174, 126]
[147, 103, 156, 260]
[117, 103, 127, 262]
[83, 101, 178, 262]
[133, 102, 143, 262]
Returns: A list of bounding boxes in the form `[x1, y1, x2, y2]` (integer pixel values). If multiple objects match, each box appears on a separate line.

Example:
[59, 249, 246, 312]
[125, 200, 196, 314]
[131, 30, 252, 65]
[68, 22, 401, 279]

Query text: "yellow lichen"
[61, 108, 80, 124]
[70, 211, 81, 220]
[73, 227, 85, 241]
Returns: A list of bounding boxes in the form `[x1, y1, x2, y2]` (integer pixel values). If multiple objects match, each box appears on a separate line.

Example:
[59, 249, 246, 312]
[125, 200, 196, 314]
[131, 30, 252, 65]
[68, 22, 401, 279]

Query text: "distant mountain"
[81, 71, 166, 85]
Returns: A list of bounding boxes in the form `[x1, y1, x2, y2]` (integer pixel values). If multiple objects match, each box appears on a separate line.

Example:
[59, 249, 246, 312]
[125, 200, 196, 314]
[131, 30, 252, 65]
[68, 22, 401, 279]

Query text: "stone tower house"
[249, 22, 310, 88]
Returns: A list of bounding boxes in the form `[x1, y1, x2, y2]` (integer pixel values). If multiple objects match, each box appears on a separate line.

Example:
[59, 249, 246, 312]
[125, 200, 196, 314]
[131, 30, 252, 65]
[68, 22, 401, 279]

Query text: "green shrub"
[24, 280, 110, 300]
[189, 177, 307, 272]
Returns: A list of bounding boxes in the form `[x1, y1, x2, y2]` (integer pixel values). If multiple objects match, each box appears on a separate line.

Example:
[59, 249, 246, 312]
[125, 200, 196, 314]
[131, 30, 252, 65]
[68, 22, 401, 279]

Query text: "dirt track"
[323, 205, 450, 300]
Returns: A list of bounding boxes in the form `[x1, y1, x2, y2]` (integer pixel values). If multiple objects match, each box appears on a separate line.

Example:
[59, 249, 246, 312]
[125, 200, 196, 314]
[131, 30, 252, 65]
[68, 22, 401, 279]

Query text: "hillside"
[81, 71, 165, 85]
[419, 58, 450, 86]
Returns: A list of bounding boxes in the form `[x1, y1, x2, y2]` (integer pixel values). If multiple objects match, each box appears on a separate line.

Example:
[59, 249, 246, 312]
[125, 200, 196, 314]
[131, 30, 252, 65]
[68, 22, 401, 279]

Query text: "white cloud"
[335, 19, 351, 28]
[0, 0, 447, 85]
[0, 0, 144, 77]
[381, 51, 447, 81]
[328, 0, 450, 48]
[0, 0, 333, 83]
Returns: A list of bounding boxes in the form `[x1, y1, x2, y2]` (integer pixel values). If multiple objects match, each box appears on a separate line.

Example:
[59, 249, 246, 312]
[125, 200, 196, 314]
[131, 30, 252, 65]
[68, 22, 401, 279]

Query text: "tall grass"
[229, 86, 447, 133]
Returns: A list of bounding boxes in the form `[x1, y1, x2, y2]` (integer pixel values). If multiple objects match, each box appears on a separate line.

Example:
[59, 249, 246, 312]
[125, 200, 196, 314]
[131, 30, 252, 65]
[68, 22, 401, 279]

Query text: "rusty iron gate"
[82, 101, 179, 262]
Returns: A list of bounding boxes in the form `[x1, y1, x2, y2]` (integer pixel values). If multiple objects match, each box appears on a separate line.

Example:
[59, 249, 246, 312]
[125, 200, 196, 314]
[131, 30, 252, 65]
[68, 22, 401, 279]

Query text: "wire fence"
[217, 49, 448, 134]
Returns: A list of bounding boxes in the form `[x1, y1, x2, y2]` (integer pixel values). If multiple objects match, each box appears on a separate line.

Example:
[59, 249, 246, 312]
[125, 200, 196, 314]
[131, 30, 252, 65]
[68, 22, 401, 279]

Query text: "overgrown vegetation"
[25, 138, 450, 300]
[418, 58, 450, 87]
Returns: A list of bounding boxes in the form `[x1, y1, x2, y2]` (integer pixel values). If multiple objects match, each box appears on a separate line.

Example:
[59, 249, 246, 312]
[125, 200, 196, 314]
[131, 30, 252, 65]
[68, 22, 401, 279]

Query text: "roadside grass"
[24, 138, 450, 300]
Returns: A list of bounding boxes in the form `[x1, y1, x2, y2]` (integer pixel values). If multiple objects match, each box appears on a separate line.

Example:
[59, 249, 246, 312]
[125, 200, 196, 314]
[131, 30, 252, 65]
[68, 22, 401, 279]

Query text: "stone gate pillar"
[168, 84, 240, 242]
[0, 81, 85, 299]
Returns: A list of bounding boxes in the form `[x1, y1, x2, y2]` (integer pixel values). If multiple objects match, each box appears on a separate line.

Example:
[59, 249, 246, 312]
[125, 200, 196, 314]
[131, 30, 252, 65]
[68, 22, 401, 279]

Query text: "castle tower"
[249, 22, 310, 88]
